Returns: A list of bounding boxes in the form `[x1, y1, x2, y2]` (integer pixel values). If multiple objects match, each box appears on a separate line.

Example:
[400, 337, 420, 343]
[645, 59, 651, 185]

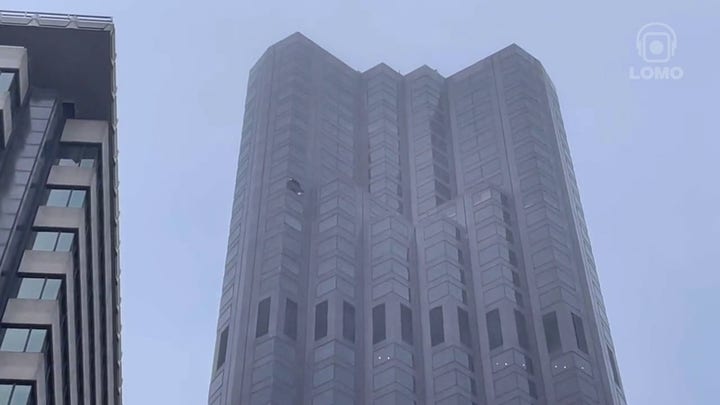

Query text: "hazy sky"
[4, 1, 718, 404]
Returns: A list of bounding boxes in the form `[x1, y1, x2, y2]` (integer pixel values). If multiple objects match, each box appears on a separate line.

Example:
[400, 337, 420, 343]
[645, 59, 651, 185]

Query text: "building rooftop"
[0, 10, 115, 122]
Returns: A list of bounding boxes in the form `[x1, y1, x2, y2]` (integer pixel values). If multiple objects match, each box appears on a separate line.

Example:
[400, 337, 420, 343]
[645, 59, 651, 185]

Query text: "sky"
[3, 0, 719, 404]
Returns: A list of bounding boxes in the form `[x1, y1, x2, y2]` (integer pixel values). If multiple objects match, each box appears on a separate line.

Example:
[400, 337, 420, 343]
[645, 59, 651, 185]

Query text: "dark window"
[372, 304, 386, 344]
[511, 271, 521, 287]
[572, 313, 589, 354]
[286, 178, 304, 195]
[401, 305, 413, 345]
[542, 312, 561, 353]
[342, 302, 355, 342]
[528, 379, 538, 399]
[514, 310, 530, 349]
[429, 306, 444, 346]
[608, 346, 623, 388]
[514, 291, 524, 308]
[255, 298, 271, 337]
[315, 301, 328, 340]
[486, 309, 503, 349]
[457, 307, 472, 347]
[508, 250, 518, 266]
[55, 144, 99, 168]
[284, 299, 298, 340]
[524, 355, 534, 375]
[215, 327, 228, 370]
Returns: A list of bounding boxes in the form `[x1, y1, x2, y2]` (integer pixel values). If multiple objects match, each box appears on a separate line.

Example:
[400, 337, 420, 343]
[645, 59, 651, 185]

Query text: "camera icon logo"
[636, 22, 677, 63]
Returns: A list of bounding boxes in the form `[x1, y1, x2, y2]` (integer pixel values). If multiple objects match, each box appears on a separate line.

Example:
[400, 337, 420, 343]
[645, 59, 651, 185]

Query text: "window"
[608, 346, 623, 388]
[514, 310, 530, 349]
[45, 189, 86, 208]
[486, 309, 503, 349]
[55, 144, 99, 168]
[528, 379, 538, 399]
[31, 231, 74, 252]
[511, 271, 521, 287]
[342, 302, 355, 342]
[524, 355, 534, 375]
[0, 384, 33, 405]
[16, 278, 61, 300]
[255, 298, 271, 338]
[542, 312, 561, 354]
[572, 313, 589, 354]
[286, 178, 304, 195]
[0, 328, 47, 353]
[429, 306, 444, 346]
[372, 304, 386, 344]
[215, 327, 229, 371]
[457, 307, 472, 347]
[400, 305, 413, 345]
[315, 301, 328, 340]
[284, 299, 298, 340]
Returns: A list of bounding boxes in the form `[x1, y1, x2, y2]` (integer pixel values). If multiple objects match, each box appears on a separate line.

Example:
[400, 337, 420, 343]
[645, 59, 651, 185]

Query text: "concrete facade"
[0, 11, 121, 405]
[208, 33, 626, 405]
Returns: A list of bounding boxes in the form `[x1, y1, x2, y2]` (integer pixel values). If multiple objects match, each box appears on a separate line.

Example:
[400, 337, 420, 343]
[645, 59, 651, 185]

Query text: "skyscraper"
[0, 11, 122, 405]
[209, 33, 624, 405]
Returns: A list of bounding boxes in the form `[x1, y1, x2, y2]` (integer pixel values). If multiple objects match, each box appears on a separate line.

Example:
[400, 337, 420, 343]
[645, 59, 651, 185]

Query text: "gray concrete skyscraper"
[0, 11, 122, 405]
[209, 33, 624, 405]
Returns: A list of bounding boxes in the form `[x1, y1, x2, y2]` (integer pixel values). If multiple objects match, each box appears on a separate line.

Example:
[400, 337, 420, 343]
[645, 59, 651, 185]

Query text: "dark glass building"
[208, 33, 625, 405]
[0, 10, 122, 405]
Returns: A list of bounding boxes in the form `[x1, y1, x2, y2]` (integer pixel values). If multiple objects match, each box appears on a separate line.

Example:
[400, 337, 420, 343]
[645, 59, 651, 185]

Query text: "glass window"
[67, 190, 87, 208]
[46, 189, 71, 207]
[400, 305, 413, 345]
[55, 144, 99, 168]
[458, 307, 472, 347]
[215, 327, 228, 371]
[486, 309, 503, 349]
[10, 385, 31, 405]
[17, 278, 61, 300]
[55, 233, 75, 252]
[543, 312, 562, 354]
[16, 278, 44, 299]
[429, 306, 444, 346]
[514, 310, 530, 349]
[372, 304, 386, 344]
[0, 385, 10, 405]
[32, 232, 58, 251]
[284, 299, 298, 340]
[25, 330, 46, 352]
[0, 384, 33, 405]
[314, 301, 328, 341]
[255, 298, 271, 338]
[41, 279, 61, 300]
[572, 313, 589, 354]
[342, 302, 355, 342]
[0, 328, 28, 352]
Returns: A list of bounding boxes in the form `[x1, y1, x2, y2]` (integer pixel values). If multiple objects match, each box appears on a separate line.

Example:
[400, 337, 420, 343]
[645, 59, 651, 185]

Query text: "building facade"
[0, 11, 122, 405]
[209, 33, 624, 405]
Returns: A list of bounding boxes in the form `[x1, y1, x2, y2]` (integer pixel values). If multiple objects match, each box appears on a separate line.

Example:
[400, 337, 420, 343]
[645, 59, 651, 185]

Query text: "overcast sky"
[4, 1, 719, 404]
